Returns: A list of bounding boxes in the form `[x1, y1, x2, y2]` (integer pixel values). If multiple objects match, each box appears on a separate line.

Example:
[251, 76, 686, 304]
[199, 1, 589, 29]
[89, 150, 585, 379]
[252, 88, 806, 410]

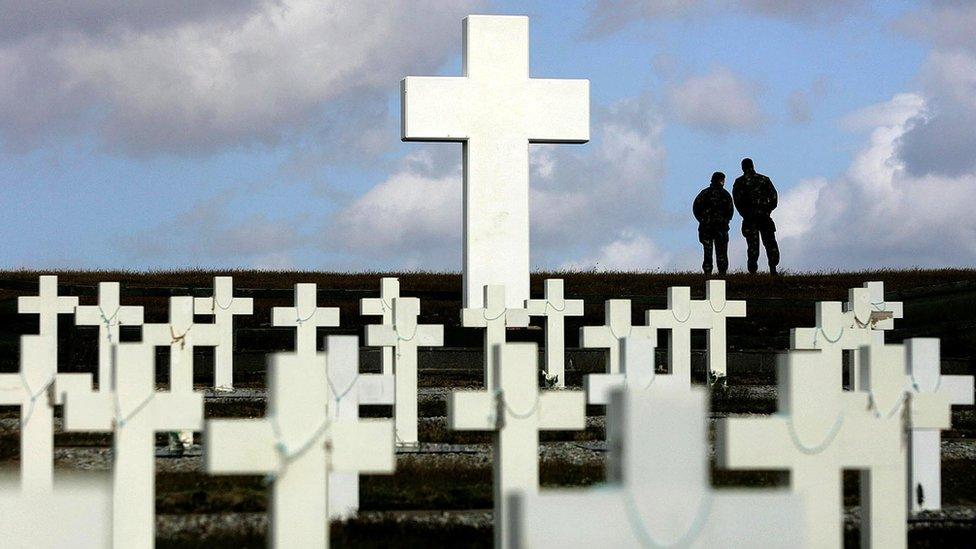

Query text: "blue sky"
[2, 1, 974, 272]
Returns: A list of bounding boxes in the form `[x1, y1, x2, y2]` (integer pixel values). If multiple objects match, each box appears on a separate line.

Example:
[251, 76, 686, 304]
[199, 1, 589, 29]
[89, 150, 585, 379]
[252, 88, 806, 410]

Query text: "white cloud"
[778, 93, 976, 269]
[561, 231, 672, 271]
[667, 67, 763, 134]
[0, 0, 483, 155]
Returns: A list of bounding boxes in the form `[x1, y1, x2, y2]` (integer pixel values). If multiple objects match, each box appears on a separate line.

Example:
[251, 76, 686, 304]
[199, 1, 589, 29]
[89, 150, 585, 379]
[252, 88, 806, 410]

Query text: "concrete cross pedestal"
[905, 338, 973, 512]
[75, 281, 144, 391]
[367, 296, 443, 446]
[273, 283, 340, 357]
[579, 299, 654, 376]
[193, 276, 253, 391]
[205, 337, 395, 546]
[402, 15, 589, 308]
[525, 279, 584, 388]
[645, 282, 746, 387]
[717, 348, 907, 548]
[462, 285, 529, 388]
[361, 277, 400, 376]
[447, 342, 585, 547]
[791, 294, 874, 390]
[511, 374, 802, 548]
[62, 341, 203, 549]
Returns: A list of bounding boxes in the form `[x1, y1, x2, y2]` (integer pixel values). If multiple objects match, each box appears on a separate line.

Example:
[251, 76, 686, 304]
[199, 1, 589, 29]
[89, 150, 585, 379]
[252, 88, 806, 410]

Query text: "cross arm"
[365, 325, 397, 347]
[583, 373, 625, 405]
[330, 419, 396, 474]
[524, 299, 548, 316]
[356, 373, 395, 405]
[447, 391, 496, 430]
[579, 326, 612, 348]
[461, 308, 488, 328]
[505, 309, 530, 327]
[190, 323, 224, 347]
[61, 391, 115, 432]
[944, 375, 975, 405]
[715, 416, 791, 469]
[910, 393, 952, 430]
[73, 306, 104, 325]
[0, 373, 27, 404]
[539, 391, 586, 430]
[527, 78, 589, 143]
[204, 419, 278, 474]
[153, 392, 204, 431]
[400, 77, 469, 141]
[360, 298, 387, 317]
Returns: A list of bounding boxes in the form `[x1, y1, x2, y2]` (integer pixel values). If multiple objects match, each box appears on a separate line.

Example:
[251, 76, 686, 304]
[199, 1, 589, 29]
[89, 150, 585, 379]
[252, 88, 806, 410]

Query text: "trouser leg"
[701, 239, 713, 274]
[742, 224, 760, 273]
[761, 226, 779, 271]
[715, 232, 729, 274]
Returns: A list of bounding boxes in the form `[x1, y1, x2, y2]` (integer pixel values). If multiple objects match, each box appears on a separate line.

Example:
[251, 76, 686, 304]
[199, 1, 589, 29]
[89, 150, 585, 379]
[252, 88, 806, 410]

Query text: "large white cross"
[579, 299, 654, 376]
[0, 473, 111, 547]
[205, 337, 395, 547]
[905, 338, 972, 512]
[193, 276, 253, 390]
[525, 279, 584, 388]
[367, 296, 443, 446]
[143, 296, 221, 393]
[462, 285, 529, 388]
[17, 275, 78, 337]
[402, 15, 589, 308]
[791, 295, 873, 390]
[273, 283, 340, 357]
[645, 282, 747, 386]
[62, 341, 203, 549]
[0, 336, 90, 491]
[447, 342, 585, 547]
[717, 348, 907, 548]
[75, 282, 144, 391]
[361, 277, 400, 375]
[510, 379, 802, 548]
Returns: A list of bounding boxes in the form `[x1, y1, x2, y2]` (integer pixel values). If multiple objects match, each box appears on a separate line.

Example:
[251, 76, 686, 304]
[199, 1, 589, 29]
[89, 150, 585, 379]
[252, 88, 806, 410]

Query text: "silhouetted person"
[732, 158, 779, 274]
[693, 171, 733, 275]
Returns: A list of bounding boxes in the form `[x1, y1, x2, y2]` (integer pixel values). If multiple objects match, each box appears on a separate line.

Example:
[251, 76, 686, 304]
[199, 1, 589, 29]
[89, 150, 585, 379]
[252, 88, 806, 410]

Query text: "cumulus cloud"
[561, 231, 672, 271]
[326, 93, 673, 271]
[667, 67, 763, 134]
[778, 93, 976, 269]
[582, 0, 869, 38]
[0, 0, 482, 155]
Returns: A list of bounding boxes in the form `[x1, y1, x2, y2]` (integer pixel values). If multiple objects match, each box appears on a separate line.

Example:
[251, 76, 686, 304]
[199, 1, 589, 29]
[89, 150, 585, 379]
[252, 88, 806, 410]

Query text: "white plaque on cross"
[579, 299, 654, 376]
[205, 337, 395, 546]
[62, 340, 203, 549]
[75, 281, 144, 391]
[193, 276, 253, 390]
[402, 15, 589, 308]
[366, 296, 443, 446]
[361, 277, 400, 375]
[462, 285, 529, 388]
[510, 381, 802, 548]
[525, 279, 584, 388]
[447, 342, 585, 547]
[904, 338, 972, 512]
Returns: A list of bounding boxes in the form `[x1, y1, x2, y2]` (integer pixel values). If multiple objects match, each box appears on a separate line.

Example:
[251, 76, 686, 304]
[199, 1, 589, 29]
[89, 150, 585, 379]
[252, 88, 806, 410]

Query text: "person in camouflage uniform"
[732, 158, 779, 274]
[693, 171, 734, 275]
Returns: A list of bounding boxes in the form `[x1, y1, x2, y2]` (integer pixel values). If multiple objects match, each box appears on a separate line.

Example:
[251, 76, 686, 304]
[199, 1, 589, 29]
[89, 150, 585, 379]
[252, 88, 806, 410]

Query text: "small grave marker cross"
[791, 295, 874, 390]
[193, 276, 253, 390]
[75, 282, 144, 391]
[579, 299, 654, 375]
[142, 296, 221, 393]
[525, 279, 584, 388]
[205, 337, 395, 547]
[273, 283, 340, 356]
[447, 342, 585, 547]
[360, 277, 400, 375]
[905, 338, 973, 512]
[462, 285, 529, 387]
[17, 275, 78, 337]
[367, 297, 443, 446]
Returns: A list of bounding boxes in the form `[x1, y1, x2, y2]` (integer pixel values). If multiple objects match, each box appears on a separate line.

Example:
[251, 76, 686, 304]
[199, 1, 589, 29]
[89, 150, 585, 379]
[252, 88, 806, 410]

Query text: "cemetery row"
[1, 274, 973, 548]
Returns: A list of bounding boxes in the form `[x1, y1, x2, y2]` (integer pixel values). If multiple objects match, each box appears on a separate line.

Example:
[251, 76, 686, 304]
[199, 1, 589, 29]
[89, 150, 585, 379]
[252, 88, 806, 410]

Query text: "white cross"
[361, 277, 400, 375]
[193, 276, 253, 390]
[402, 15, 589, 309]
[18, 275, 77, 338]
[525, 279, 584, 388]
[579, 299, 654, 376]
[0, 335, 90, 491]
[859, 281, 904, 335]
[205, 336, 395, 547]
[511, 378, 803, 548]
[717, 348, 907, 548]
[462, 285, 529, 388]
[62, 340, 203, 549]
[366, 296, 443, 446]
[791, 294, 874, 390]
[143, 296, 221, 393]
[447, 342, 585, 547]
[905, 338, 973, 512]
[585, 335, 659, 404]
[273, 283, 340, 357]
[843, 282, 905, 390]
[75, 282, 144, 391]
[0, 473, 111, 547]
[646, 282, 746, 386]
[322, 336, 394, 519]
